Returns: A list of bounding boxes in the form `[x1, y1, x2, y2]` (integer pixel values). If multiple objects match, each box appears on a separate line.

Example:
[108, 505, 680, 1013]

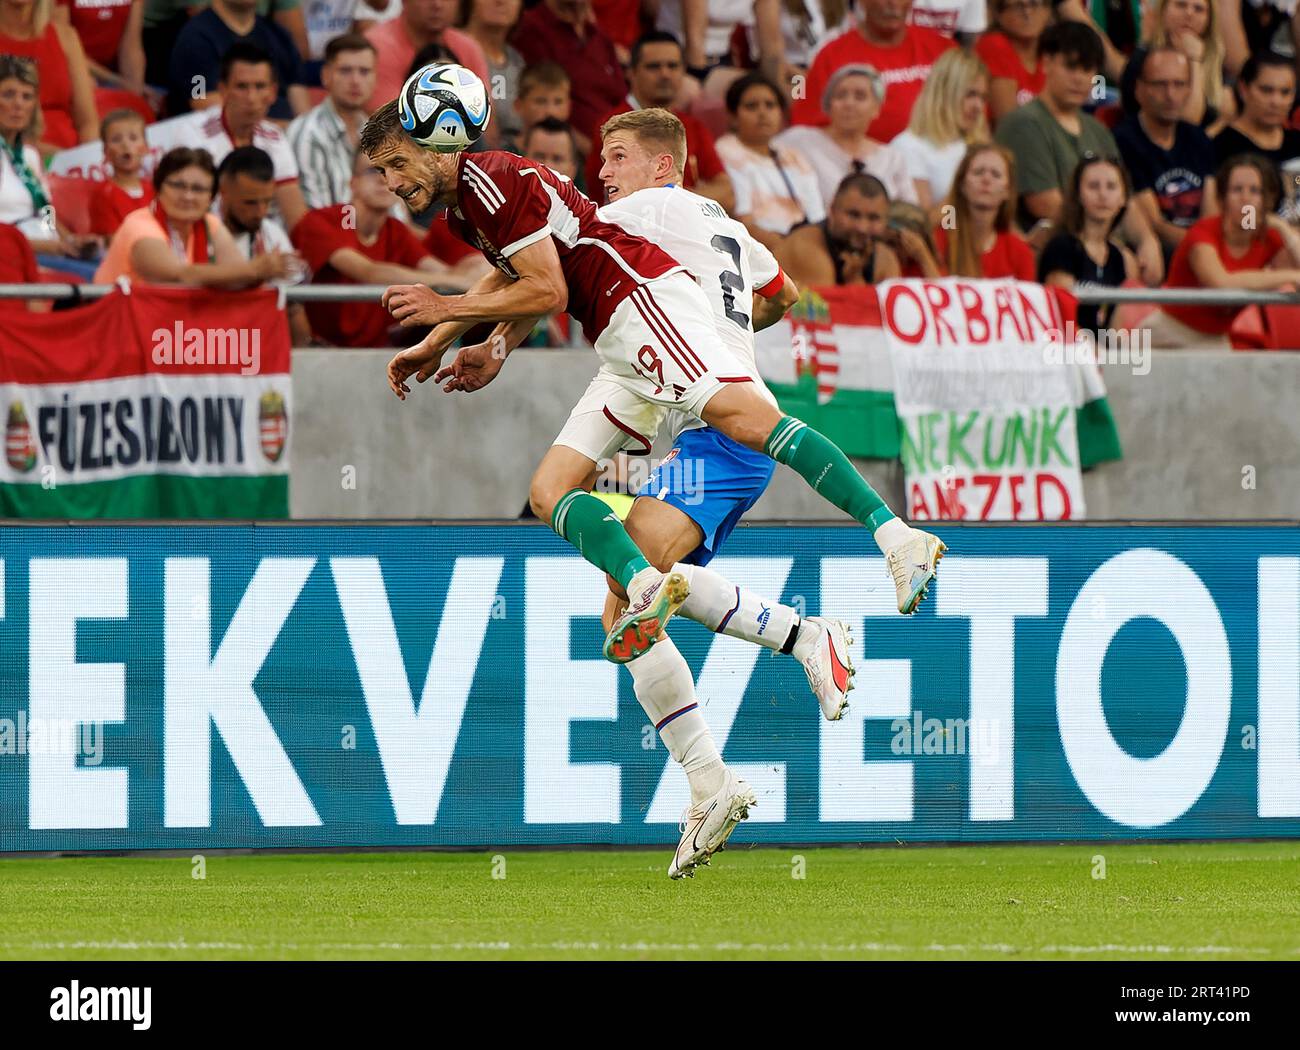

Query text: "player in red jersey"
[361, 91, 945, 668]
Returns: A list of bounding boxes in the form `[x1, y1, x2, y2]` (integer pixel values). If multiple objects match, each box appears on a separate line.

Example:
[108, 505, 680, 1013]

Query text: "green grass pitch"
[2, 842, 1298, 960]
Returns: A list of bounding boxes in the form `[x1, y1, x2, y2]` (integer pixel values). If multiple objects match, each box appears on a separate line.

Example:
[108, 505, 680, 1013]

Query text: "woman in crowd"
[462, 0, 524, 148]
[1038, 156, 1138, 335]
[0, 54, 101, 263]
[94, 147, 298, 287]
[975, 0, 1050, 126]
[933, 143, 1035, 279]
[891, 48, 991, 218]
[1121, 0, 1241, 133]
[772, 64, 917, 209]
[1145, 154, 1300, 349]
[714, 72, 824, 250]
[0, 0, 97, 153]
[1213, 52, 1300, 172]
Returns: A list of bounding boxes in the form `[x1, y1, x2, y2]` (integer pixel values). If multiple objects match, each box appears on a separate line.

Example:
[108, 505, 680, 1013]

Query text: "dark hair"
[152, 146, 217, 194]
[358, 99, 404, 156]
[1234, 51, 1295, 110]
[324, 33, 376, 64]
[217, 145, 276, 184]
[833, 171, 888, 202]
[725, 72, 786, 115]
[523, 115, 578, 155]
[407, 44, 459, 82]
[220, 42, 276, 84]
[1215, 152, 1282, 222]
[1038, 20, 1105, 73]
[631, 30, 683, 68]
[1059, 154, 1129, 236]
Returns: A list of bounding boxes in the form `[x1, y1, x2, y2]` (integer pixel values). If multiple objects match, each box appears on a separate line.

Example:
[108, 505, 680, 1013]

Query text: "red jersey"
[88, 179, 155, 237]
[933, 226, 1036, 280]
[445, 151, 684, 343]
[1163, 215, 1285, 334]
[56, 0, 134, 67]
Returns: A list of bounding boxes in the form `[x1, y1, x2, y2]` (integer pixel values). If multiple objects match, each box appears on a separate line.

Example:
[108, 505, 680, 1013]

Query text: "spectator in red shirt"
[0, 0, 98, 154]
[0, 219, 44, 312]
[1147, 154, 1300, 348]
[976, 0, 1049, 126]
[512, 0, 626, 151]
[933, 143, 1035, 279]
[291, 150, 476, 347]
[53, 0, 154, 104]
[790, 0, 955, 142]
[89, 108, 155, 240]
[586, 31, 733, 210]
[591, 0, 644, 63]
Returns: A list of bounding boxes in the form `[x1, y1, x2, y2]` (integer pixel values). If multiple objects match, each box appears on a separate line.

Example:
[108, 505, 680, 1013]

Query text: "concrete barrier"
[290, 348, 1300, 520]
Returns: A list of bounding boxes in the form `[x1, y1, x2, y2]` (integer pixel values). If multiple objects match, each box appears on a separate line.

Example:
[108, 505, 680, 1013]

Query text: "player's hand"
[431, 338, 506, 393]
[387, 340, 445, 400]
[383, 283, 451, 326]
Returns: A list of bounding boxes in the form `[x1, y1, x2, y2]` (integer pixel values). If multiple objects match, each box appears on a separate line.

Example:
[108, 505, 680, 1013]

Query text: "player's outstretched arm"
[433, 316, 538, 393]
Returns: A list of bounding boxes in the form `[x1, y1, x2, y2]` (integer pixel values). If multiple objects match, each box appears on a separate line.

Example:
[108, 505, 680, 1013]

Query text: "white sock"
[873, 516, 912, 554]
[626, 637, 725, 804]
[675, 563, 802, 654]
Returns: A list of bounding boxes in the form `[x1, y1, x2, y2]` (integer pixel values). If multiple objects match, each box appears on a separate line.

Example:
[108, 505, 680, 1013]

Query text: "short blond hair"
[600, 108, 687, 182]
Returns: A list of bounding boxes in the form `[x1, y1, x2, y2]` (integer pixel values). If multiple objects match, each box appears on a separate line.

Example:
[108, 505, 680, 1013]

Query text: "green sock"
[765, 415, 896, 530]
[550, 488, 651, 590]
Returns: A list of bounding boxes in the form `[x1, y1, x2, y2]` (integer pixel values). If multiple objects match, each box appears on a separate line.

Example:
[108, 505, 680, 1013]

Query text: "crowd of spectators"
[2, 0, 1300, 349]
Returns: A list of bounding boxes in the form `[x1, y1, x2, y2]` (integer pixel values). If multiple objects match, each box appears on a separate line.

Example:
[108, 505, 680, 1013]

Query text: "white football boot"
[603, 568, 690, 663]
[795, 617, 856, 721]
[884, 528, 947, 614]
[668, 769, 757, 880]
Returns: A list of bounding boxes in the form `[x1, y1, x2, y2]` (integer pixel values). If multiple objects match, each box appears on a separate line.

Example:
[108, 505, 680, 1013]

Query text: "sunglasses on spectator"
[163, 178, 214, 195]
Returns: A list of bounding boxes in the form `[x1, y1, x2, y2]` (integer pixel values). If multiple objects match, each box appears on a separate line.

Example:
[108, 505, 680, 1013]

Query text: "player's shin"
[675, 562, 806, 655]
[764, 415, 912, 553]
[550, 488, 652, 589]
[626, 639, 725, 805]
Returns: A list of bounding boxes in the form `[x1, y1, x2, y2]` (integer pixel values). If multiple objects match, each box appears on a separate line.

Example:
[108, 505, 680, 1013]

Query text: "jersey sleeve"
[744, 230, 783, 297]
[459, 153, 552, 257]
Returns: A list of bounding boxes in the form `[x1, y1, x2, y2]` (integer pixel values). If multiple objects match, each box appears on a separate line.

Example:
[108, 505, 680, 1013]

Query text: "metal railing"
[1, 282, 1299, 307]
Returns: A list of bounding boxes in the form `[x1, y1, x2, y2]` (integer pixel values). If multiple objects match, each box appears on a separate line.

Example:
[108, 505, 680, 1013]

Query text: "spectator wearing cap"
[0, 53, 101, 263]
[365, 0, 490, 113]
[586, 31, 733, 210]
[994, 19, 1162, 282]
[774, 63, 917, 210]
[976, 0, 1049, 126]
[94, 145, 297, 286]
[790, 0, 955, 142]
[714, 72, 825, 250]
[0, 0, 98, 153]
[778, 171, 905, 285]
[167, 0, 309, 120]
[186, 43, 309, 230]
[290, 149, 477, 347]
[287, 34, 377, 208]
[1113, 47, 1216, 261]
[89, 108, 156, 240]
[891, 47, 990, 216]
[932, 143, 1034, 279]
[512, 0, 626, 149]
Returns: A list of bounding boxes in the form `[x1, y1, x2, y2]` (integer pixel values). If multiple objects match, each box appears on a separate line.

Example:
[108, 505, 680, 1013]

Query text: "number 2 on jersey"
[710, 235, 750, 330]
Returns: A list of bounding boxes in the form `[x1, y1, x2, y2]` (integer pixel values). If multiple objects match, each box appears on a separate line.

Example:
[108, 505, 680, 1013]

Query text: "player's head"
[358, 99, 457, 214]
[598, 108, 686, 203]
[219, 42, 278, 127]
[827, 172, 889, 251]
[217, 146, 276, 234]
[523, 116, 578, 180]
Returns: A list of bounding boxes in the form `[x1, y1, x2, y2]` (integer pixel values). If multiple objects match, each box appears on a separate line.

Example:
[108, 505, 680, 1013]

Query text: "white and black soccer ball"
[397, 63, 490, 153]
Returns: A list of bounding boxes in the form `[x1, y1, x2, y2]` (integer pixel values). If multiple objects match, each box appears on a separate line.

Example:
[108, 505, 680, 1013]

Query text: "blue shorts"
[636, 425, 776, 566]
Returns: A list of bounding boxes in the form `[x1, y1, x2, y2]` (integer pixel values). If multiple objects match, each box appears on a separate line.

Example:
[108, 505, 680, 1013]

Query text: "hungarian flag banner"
[0, 286, 290, 518]
[754, 279, 1122, 521]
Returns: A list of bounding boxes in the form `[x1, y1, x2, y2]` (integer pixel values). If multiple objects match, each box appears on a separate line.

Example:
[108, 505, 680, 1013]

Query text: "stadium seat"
[47, 174, 97, 235]
[93, 87, 156, 124]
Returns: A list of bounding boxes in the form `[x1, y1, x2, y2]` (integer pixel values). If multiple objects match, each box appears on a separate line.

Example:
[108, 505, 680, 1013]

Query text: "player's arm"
[751, 270, 799, 332]
[384, 237, 567, 327]
[432, 315, 539, 394]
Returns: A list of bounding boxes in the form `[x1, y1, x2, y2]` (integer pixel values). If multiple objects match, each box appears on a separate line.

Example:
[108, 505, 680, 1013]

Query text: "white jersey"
[598, 185, 784, 438]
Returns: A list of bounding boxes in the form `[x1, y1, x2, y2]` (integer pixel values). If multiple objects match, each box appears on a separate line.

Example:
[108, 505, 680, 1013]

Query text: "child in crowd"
[89, 109, 155, 241]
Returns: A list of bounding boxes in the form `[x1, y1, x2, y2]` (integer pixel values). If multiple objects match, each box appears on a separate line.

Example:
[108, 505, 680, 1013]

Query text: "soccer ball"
[397, 63, 491, 153]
